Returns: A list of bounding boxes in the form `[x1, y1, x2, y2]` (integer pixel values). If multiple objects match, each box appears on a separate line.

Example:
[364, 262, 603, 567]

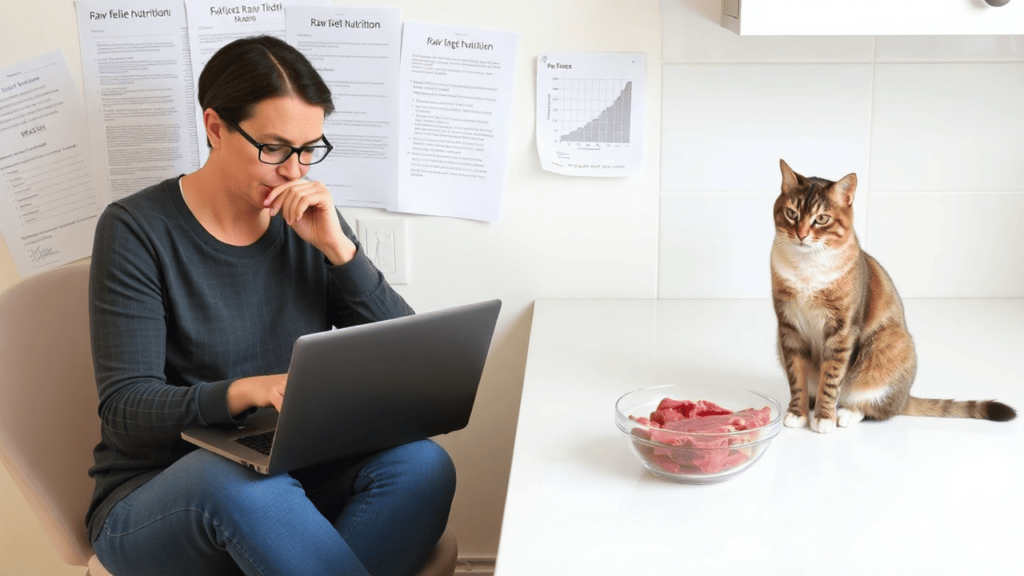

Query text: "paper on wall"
[183, 0, 329, 167]
[536, 52, 645, 177]
[0, 51, 99, 277]
[286, 6, 401, 211]
[397, 21, 519, 222]
[75, 0, 199, 205]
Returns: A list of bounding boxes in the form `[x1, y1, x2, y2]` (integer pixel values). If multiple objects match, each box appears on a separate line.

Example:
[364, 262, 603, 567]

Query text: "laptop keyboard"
[236, 431, 275, 455]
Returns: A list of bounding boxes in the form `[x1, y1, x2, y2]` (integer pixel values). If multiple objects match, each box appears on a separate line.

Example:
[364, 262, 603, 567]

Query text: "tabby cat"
[770, 159, 1016, 434]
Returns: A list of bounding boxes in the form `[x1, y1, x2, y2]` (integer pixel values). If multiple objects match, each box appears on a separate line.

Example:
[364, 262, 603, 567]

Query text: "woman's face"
[213, 95, 326, 211]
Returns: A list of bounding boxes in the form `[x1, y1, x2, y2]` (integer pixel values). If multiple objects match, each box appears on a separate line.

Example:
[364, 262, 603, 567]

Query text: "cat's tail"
[903, 397, 1017, 421]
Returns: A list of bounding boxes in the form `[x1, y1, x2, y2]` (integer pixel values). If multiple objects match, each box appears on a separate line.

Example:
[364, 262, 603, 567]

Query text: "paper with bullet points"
[0, 51, 99, 277]
[75, 0, 198, 204]
[396, 21, 519, 223]
[287, 6, 402, 211]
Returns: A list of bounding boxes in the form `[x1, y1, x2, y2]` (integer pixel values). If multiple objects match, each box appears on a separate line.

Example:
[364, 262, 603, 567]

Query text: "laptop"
[181, 299, 501, 475]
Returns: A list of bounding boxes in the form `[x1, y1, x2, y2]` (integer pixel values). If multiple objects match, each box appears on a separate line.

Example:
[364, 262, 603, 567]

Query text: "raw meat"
[629, 399, 771, 475]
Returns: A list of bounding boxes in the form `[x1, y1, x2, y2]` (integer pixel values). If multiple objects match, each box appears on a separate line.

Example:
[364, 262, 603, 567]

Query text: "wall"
[0, 0, 661, 573]
[660, 0, 1024, 300]
[3, 0, 1024, 573]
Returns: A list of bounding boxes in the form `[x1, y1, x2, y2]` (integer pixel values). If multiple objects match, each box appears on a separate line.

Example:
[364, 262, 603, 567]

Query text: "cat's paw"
[783, 412, 807, 428]
[811, 417, 836, 434]
[837, 408, 864, 427]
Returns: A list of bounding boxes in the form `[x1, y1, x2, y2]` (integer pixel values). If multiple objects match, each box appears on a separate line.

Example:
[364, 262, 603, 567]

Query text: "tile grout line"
[863, 36, 878, 251]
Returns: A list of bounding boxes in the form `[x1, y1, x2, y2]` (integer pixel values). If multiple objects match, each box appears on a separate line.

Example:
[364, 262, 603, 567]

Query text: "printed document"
[536, 52, 646, 177]
[0, 51, 99, 276]
[397, 22, 519, 222]
[287, 6, 401, 210]
[183, 0, 329, 167]
[76, 0, 198, 204]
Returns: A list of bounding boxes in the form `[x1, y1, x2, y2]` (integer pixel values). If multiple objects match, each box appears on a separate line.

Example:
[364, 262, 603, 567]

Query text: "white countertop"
[496, 299, 1024, 576]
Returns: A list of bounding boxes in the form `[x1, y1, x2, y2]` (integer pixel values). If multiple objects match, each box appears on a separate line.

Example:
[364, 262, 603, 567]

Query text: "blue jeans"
[92, 439, 455, 576]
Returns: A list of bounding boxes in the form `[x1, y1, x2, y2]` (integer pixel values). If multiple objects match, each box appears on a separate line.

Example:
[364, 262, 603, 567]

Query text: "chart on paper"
[553, 78, 632, 144]
[536, 53, 645, 177]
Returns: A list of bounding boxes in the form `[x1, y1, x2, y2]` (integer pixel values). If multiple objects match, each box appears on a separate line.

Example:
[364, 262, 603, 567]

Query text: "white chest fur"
[771, 238, 846, 360]
[771, 237, 846, 294]
[779, 297, 828, 362]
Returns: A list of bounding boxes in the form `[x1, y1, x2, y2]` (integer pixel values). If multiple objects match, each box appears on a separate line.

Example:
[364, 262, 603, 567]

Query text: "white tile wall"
[661, 63, 874, 193]
[659, 194, 775, 299]
[870, 63, 1024, 192]
[875, 36, 1024, 62]
[660, 0, 1024, 299]
[865, 193, 1024, 298]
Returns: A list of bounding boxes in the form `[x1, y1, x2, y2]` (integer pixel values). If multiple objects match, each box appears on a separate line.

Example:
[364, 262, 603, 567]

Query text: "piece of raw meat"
[629, 399, 770, 475]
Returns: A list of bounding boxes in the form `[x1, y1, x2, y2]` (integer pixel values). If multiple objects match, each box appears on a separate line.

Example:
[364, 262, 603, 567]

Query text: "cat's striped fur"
[770, 159, 1016, 434]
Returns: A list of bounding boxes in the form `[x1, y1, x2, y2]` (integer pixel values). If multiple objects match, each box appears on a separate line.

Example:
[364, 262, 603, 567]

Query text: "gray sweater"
[86, 176, 413, 541]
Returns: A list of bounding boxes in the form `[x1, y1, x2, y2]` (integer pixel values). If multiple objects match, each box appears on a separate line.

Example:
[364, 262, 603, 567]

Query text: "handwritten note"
[0, 51, 98, 277]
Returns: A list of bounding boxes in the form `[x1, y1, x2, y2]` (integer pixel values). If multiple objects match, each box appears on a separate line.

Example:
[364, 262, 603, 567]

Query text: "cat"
[769, 159, 1016, 434]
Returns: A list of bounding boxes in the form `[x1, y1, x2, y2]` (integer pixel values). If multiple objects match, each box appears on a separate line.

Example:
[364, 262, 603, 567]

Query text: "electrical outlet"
[357, 218, 408, 284]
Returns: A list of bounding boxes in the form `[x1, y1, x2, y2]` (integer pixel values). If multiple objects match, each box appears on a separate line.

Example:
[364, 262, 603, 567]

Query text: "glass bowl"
[615, 384, 783, 484]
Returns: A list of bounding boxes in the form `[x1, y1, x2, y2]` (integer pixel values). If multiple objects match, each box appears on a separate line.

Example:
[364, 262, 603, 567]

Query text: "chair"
[0, 261, 457, 576]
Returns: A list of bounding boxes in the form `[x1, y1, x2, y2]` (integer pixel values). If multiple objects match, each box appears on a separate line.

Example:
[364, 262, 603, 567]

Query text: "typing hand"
[227, 373, 288, 415]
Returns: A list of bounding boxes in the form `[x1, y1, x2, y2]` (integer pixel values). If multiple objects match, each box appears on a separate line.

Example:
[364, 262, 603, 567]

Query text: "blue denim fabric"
[92, 439, 455, 576]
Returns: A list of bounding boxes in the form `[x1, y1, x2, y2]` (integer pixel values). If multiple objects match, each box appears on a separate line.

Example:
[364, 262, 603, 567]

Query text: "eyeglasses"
[222, 117, 333, 165]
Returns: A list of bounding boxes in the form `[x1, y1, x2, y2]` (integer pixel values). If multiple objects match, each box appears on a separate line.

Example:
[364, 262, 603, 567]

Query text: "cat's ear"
[832, 173, 857, 207]
[779, 159, 803, 194]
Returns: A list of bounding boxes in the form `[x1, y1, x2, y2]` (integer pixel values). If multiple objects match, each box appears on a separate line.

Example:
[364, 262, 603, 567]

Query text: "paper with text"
[76, 0, 199, 205]
[184, 0, 329, 167]
[536, 52, 645, 177]
[287, 6, 401, 210]
[0, 51, 99, 277]
[397, 22, 518, 222]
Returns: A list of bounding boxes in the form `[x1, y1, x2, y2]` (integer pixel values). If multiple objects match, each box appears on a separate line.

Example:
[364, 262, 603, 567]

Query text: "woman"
[86, 35, 455, 576]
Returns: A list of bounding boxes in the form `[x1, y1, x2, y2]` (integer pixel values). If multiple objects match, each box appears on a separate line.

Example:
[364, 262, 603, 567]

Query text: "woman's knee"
[170, 450, 305, 516]
[406, 440, 455, 479]
[370, 440, 456, 497]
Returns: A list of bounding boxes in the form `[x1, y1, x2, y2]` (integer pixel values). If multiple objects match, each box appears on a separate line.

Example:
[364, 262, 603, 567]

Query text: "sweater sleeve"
[89, 205, 241, 447]
[326, 212, 415, 327]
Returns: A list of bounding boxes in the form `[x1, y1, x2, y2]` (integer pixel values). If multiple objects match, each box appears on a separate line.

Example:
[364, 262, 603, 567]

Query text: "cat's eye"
[784, 208, 799, 221]
[814, 214, 832, 226]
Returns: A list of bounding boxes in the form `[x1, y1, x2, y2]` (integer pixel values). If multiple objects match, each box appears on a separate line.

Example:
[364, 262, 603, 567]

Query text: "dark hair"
[198, 35, 334, 138]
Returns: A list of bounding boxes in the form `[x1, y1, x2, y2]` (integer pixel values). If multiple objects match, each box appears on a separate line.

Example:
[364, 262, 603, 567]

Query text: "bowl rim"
[615, 383, 784, 440]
